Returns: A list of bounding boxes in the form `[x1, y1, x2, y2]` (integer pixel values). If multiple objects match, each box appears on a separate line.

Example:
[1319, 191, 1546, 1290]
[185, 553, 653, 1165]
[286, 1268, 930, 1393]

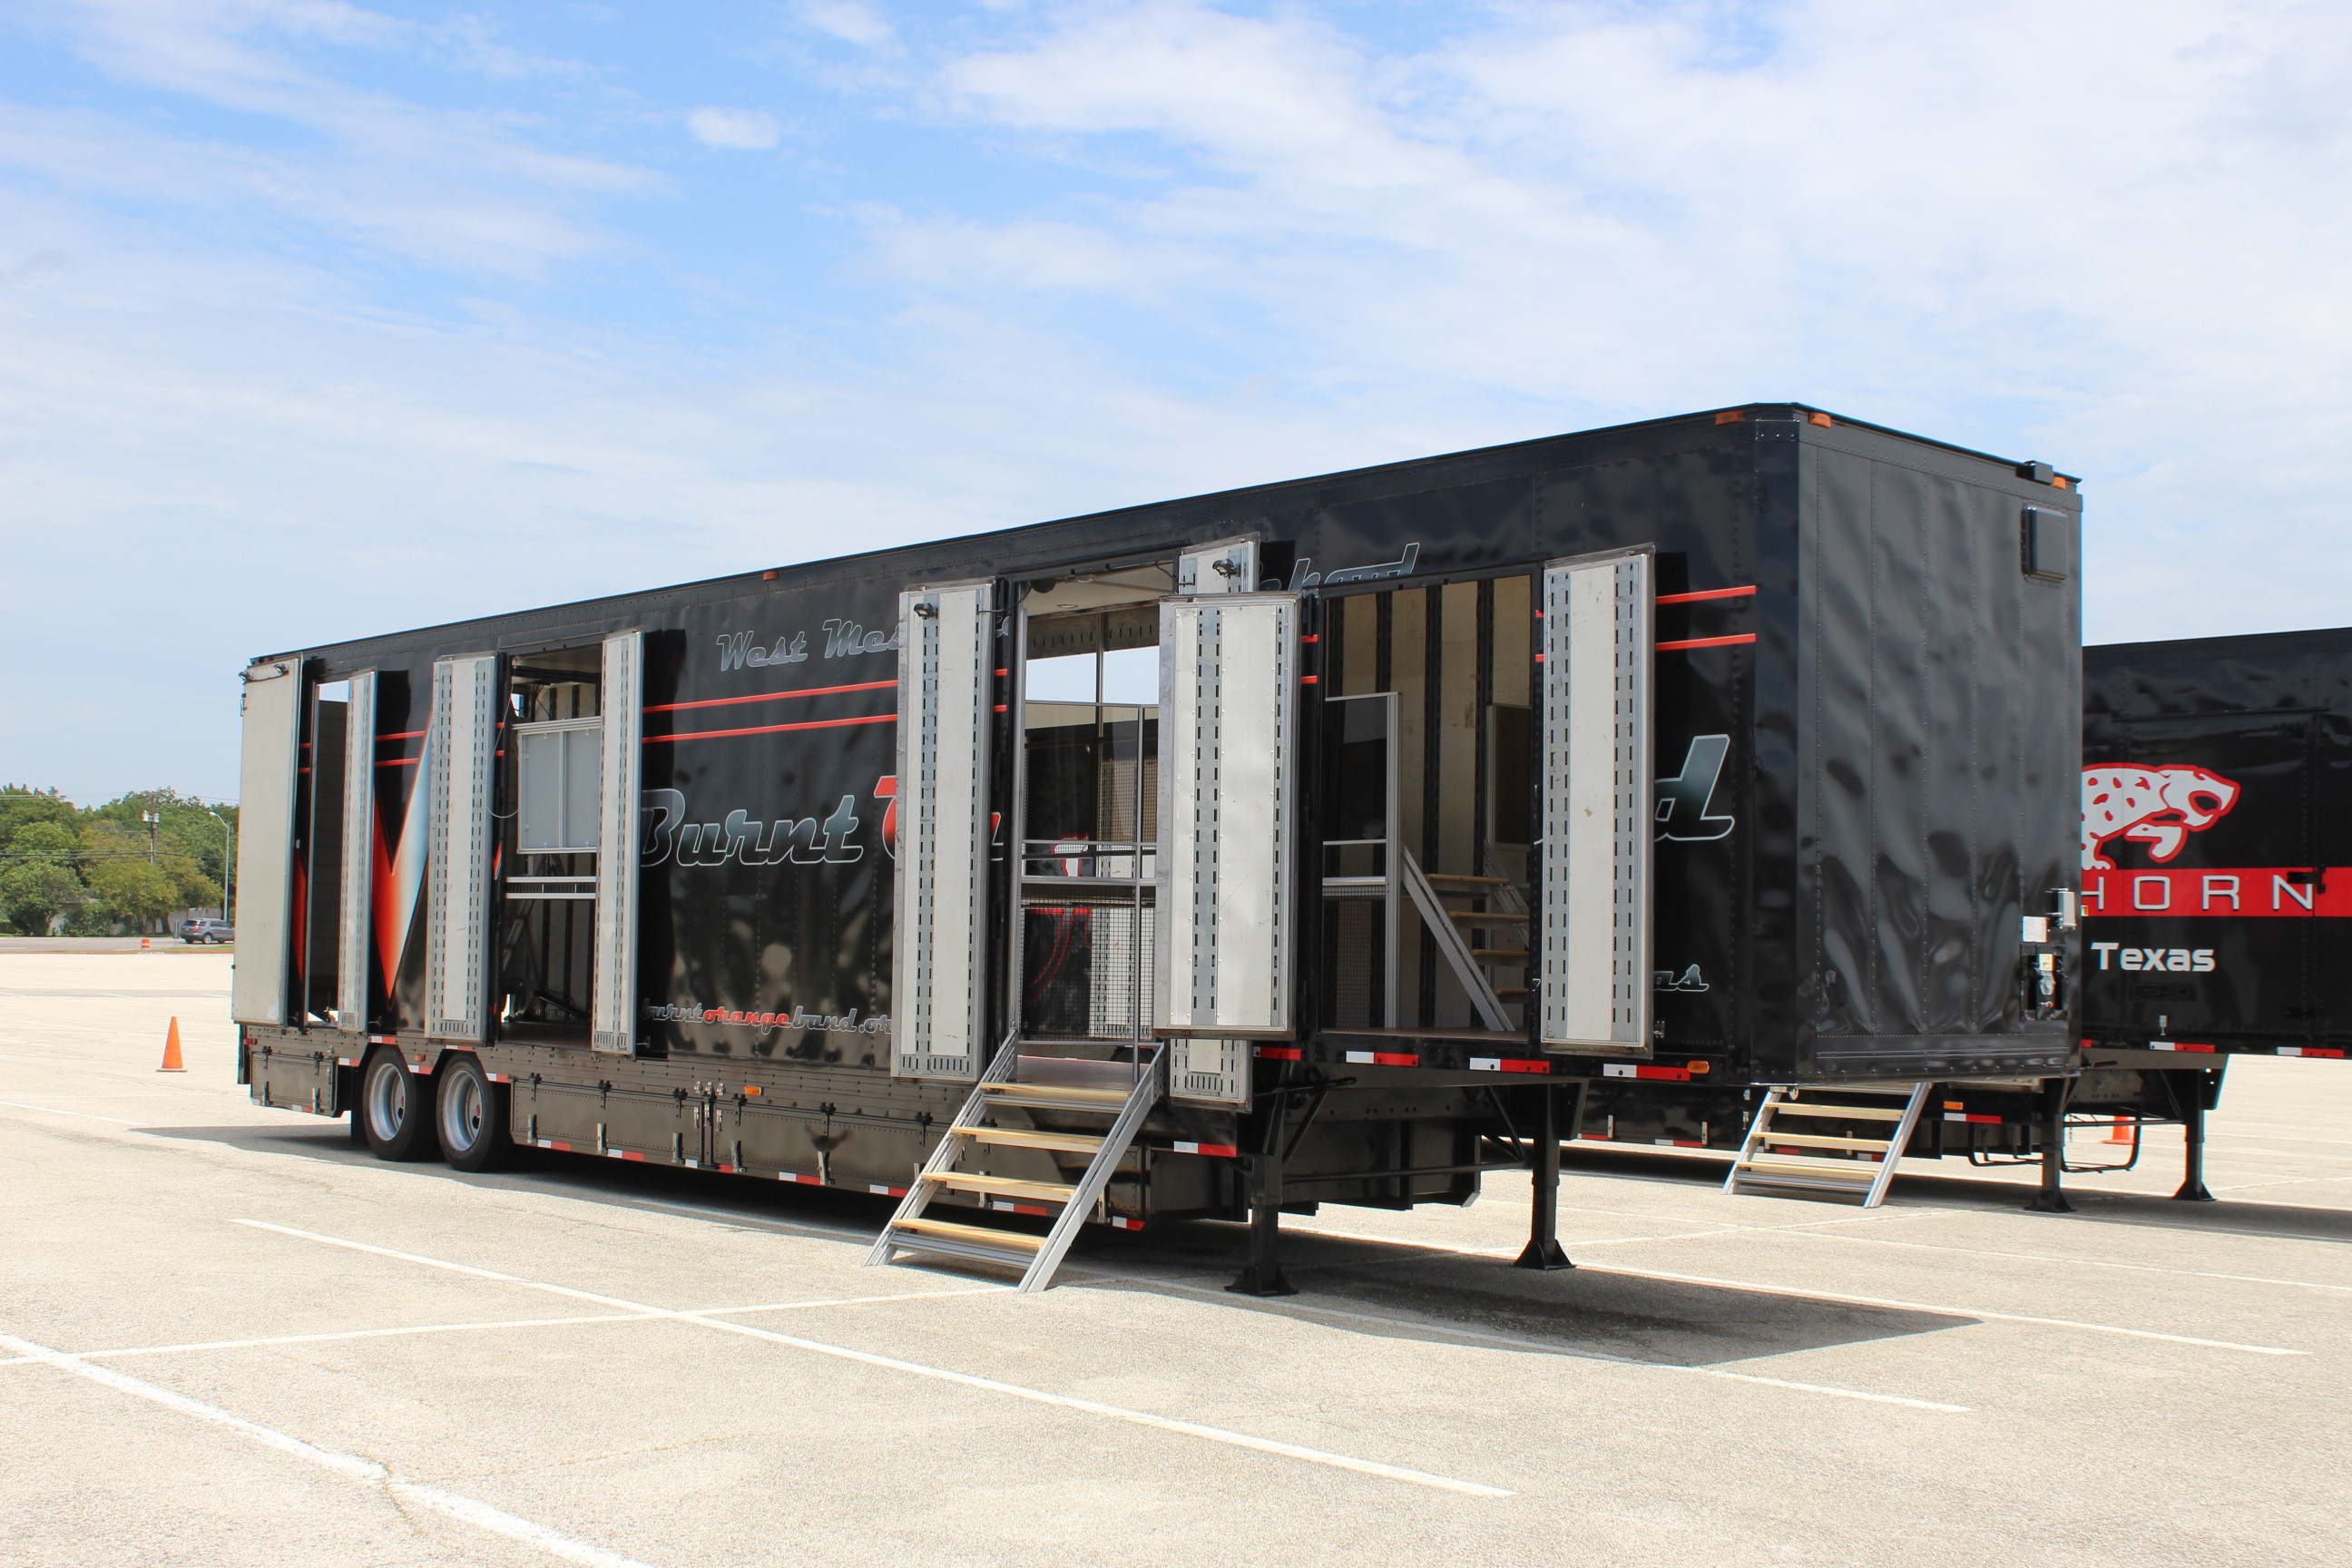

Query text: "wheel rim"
[440, 1071, 484, 1154]
[366, 1061, 407, 1142]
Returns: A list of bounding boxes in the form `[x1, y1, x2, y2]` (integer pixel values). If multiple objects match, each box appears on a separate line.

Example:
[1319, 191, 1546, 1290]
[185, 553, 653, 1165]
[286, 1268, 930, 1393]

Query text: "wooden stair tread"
[966, 1126, 1105, 1154]
[1769, 1102, 1906, 1121]
[981, 1083, 1132, 1109]
[1425, 874, 1512, 887]
[1448, 910, 1530, 923]
[893, 1216, 1045, 1251]
[1753, 1132, 1896, 1152]
[1736, 1157, 1876, 1181]
[1472, 949, 1530, 961]
[928, 1172, 1079, 1203]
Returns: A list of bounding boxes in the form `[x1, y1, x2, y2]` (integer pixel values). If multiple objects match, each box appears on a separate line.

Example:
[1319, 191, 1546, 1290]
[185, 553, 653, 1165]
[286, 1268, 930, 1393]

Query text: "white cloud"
[686, 105, 784, 151]
[797, 0, 897, 51]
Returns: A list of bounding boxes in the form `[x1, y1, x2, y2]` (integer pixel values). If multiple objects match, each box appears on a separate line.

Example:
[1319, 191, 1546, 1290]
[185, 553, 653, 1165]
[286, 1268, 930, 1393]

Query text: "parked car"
[179, 918, 234, 945]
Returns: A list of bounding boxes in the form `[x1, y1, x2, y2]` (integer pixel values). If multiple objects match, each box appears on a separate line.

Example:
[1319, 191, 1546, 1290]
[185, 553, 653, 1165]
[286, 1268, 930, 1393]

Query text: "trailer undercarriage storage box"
[234, 403, 2082, 1284]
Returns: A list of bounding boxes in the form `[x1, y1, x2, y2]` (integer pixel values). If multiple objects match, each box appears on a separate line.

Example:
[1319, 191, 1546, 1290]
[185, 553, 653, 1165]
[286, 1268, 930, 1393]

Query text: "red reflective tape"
[868, 1183, 906, 1196]
[1254, 1045, 1303, 1060]
[1300, 675, 1319, 684]
[718, 1164, 736, 1173]
[1172, 1142, 1239, 1158]
[1602, 1063, 1690, 1081]
[645, 679, 897, 715]
[780, 1172, 822, 1184]
[2151, 1041, 2216, 1053]
[1655, 584, 1758, 605]
[1657, 634, 1757, 652]
[1110, 1216, 1144, 1230]
[648, 712, 897, 744]
[1652, 1139, 1703, 1148]
[2281, 1047, 2347, 1059]
[994, 704, 1008, 712]
[537, 1140, 573, 1152]
[487, 1073, 510, 1083]
[1343, 1051, 1419, 1066]
[1300, 634, 1319, 643]
[1470, 1057, 1550, 1073]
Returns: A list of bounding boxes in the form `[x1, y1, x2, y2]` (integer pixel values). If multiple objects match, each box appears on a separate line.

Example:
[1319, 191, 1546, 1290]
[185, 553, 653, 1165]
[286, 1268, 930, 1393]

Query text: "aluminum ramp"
[864, 1034, 1164, 1291]
[1723, 1083, 1931, 1208]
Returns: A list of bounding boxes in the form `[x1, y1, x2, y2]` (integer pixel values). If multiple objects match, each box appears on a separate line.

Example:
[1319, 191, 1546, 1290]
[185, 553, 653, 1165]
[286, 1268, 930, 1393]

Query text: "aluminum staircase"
[1723, 1083, 1931, 1208]
[864, 1033, 1164, 1292]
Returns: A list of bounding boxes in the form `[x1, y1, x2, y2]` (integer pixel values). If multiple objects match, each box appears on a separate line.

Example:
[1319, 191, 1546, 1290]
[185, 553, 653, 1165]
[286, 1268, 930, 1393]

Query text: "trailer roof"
[257, 401, 2073, 666]
[2089, 624, 2352, 666]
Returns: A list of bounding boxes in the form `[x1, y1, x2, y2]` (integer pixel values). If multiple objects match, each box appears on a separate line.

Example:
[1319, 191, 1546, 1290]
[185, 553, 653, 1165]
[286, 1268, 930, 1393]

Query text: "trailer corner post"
[1514, 1080, 1573, 1271]
[2173, 1068, 2218, 1202]
[2024, 1076, 2073, 1213]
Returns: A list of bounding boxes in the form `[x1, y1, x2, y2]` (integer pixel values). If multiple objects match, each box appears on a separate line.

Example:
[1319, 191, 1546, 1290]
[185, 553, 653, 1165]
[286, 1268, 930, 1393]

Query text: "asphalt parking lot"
[5, 952, 2350, 1567]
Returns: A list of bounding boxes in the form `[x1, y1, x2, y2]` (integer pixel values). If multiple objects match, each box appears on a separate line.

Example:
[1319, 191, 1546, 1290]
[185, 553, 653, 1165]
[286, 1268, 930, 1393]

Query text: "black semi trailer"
[234, 403, 2081, 1289]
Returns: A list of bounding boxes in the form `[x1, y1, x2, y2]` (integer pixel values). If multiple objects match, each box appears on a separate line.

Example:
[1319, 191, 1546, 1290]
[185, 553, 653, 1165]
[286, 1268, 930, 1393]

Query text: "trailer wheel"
[359, 1048, 440, 1161]
[435, 1054, 514, 1173]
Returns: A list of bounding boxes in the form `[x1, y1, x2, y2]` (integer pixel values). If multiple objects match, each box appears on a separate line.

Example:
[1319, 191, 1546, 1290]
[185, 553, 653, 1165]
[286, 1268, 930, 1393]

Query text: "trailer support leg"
[2024, 1076, 2073, 1213]
[1516, 1082, 1573, 1270]
[2173, 1071, 2217, 1203]
[1228, 1115, 1296, 1298]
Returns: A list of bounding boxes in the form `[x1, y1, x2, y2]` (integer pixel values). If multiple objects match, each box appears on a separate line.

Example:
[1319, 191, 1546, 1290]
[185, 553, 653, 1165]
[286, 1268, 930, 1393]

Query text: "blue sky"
[3, 0, 2347, 802]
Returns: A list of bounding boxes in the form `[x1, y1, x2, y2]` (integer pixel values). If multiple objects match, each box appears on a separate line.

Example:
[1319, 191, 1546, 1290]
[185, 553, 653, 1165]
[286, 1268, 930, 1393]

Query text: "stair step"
[1769, 1102, 1907, 1121]
[1426, 874, 1513, 887]
[1448, 910, 1530, 924]
[1753, 1132, 1896, 1152]
[981, 1083, 1133, 1110]
[928, 1172, 1080, 1203]
[1736, 1157, 1877, 1182]
[892, 1216, 1046, 1253]
[965, 1126, 1106, 1155]
[1494, 987, 1530, 998]
[1472, 949, 1530, 961]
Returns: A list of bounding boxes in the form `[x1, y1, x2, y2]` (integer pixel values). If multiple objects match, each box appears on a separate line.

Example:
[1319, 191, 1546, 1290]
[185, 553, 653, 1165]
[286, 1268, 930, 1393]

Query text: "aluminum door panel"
[426, 654, 499, 1043]
[335, 670, 376, 1034]
[1539, 551, 1655, 1054]
[1156, 593, 1297, 1039]
[231, 659, 303, 1026]
[592, 630, 642, 1054]
[893, 583, 995, 1079]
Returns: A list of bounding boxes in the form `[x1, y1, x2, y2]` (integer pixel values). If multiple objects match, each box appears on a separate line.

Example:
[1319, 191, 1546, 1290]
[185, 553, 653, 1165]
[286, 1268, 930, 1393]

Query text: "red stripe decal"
[1655, 585, 1758, 605]
[647, 713, 896, 744]
[1657, 634, 1757, 652]
[645, 679, 897, 715]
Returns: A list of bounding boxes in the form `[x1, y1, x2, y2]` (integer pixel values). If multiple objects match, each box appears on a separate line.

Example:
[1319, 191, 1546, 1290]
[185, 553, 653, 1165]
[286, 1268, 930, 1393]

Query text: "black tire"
[435, 1054, 514, 1173]
[359, 1047, 440, 1161]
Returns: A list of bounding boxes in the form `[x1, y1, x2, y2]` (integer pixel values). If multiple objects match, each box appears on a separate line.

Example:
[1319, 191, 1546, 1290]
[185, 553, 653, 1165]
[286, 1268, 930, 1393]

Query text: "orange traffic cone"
[2104, 1116, 2132, 1145]
[159, 1016, 187, 1073]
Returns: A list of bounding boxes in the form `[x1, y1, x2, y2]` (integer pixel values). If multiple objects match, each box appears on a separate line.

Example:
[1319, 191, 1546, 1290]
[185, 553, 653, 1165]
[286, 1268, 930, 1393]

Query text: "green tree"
[80, 822, 179, 931]
[86, 789, 235, 915]
[0, 820, 85, 935]
[0, 786, 77, 858]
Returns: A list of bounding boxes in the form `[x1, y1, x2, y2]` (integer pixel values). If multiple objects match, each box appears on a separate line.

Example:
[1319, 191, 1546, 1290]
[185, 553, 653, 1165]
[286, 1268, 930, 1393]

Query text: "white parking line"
[0, 1100, 142, 1124]
[1771, 1228, 2352, 1295]
[236, 1219, 1514, 1497]
[0, 1328, 659, 1568]
[1574, 1264, 2307, 1355]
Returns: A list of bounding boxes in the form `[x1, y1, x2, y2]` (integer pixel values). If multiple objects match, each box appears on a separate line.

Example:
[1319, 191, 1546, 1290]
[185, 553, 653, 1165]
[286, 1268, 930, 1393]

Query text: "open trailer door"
[1155, 593, 1299, 1065]
[1537, 548, 1654, 1056]
[334, 670, 376, 1035]
[892, 582, 996, 1080]
[232, 658, 303, 1028]
[591, 629, 644, 1055]
[425, 654, 500, 1044]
